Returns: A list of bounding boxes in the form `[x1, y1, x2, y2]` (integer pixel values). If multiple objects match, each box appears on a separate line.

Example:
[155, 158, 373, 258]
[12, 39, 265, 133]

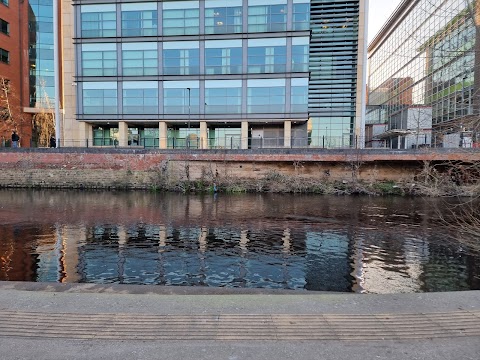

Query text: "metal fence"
[5, 135, 478, 150]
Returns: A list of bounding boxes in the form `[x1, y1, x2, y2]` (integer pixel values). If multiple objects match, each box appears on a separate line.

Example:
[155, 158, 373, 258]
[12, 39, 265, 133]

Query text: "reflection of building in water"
[2, 218, 479, 292]
[72, 223, 314, 289]
[304, 232, 350, 291]
[421, 243, 475, 292]
[350, 231, 419, 294]
[0, 225, 58, 282]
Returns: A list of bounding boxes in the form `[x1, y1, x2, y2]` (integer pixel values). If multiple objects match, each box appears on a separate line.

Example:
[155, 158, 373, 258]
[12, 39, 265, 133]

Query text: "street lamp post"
[53, 0, 60, 147]
[187, 87, 191, 148]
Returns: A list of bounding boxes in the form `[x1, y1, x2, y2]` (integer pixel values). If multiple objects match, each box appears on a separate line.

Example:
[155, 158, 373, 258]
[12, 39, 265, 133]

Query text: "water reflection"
[0, 190, 478, 293]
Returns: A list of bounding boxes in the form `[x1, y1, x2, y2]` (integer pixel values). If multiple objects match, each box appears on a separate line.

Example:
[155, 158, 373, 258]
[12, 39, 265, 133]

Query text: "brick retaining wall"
[0, 148, 477, 189]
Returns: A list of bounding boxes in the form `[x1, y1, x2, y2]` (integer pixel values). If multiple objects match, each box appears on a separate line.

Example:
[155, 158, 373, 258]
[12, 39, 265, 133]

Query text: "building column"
[159, 121, 167, 149]
[241, 121, 249, 149]
[118, 121, 128, 147]
[284, 120, 292, 148]
[200, 121, 208, 149]
[81, 122, 93, 147]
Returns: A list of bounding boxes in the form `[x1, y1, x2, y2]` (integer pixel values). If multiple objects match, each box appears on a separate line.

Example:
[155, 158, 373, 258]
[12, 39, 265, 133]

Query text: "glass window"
[81, 11, 116, 38]
[163, 84, 199, 114]
[122, 43, 158, 76]
[123, 82, 158, 114]
[205, 6, 242, 34]
[291, 79, 308, 112]
[248, 4, 287, 33]
[208, 128, 242, 149]
[248, 40, 286, 73]
[0, 48, 9, 64]
[0, 19, 9, 35]
[205, 81, 242, 114]
[121, 8, 158, 37]
[292, 44, 309, 72]
[247, 80, 285, 113]
[163, 9, 199, 36]
[163, 48, 199, 75]
[93, 127, 118, 146]
[1, 0, 8, 6]
[83, 82, 117, 115]
[205, 41, 242, 74]
[81, 44, 117, 76]
[292, 3, 309, 31]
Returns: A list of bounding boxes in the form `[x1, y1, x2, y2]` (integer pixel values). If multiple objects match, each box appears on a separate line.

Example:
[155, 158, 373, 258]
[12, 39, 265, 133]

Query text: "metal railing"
[7, 135, 479, 150]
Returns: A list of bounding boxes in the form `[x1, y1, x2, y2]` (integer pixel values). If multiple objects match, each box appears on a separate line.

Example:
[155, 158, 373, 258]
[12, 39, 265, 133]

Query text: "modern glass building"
[367, 0, 479, 148]
[61, 0, 368, 148]
[29, 0, 55, 108]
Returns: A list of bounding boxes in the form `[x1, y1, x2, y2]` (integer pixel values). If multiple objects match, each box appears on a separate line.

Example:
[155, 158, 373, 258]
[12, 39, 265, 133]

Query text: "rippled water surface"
[0, 190, 479, 293]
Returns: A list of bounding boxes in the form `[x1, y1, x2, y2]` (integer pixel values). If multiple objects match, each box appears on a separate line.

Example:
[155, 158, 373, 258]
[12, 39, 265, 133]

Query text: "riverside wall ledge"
[0, 148, 478, 188]
[0, 148, 479, 168]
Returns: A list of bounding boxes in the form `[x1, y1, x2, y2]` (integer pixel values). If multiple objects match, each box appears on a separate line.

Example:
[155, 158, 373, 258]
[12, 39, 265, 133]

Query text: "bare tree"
[0, 77, 27, 145]
[32, 80, 55, 147]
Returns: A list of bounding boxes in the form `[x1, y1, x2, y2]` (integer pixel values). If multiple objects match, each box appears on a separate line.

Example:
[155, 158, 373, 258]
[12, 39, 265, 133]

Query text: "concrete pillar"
[159, 121, 167, 149]
[118, 122, 128, 147]
[200, 121, 208, 149]
[284, 120, 292, 148]
[241, 121, 249, 149]
[81, 122, 93, 147]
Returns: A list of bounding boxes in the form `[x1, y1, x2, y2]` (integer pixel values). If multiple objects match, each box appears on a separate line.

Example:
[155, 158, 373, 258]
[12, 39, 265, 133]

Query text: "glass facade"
[123, 82, 158, 114]
[81, 44, 117, 76]
[73, 0, 364, 148]
[205, 3, 243, 34]
[247, 39, 287, 73]
[205, 80, 242, 114]
[247, 3, 287, 33]
[163, 42, 200, 75]
[122, 43, 158, 76]
[205, 40, 242, 74]
[163, 2, 200, 36]
[29, 0, 55, 107]
[121, 3, 158, 37]
[368, 0, 477, 146]
[308, 0, 360, 146]
[81, 5, 116, 38]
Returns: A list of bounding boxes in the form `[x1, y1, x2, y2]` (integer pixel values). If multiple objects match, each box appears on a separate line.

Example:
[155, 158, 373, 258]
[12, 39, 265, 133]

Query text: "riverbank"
[0, 148, 478, 196]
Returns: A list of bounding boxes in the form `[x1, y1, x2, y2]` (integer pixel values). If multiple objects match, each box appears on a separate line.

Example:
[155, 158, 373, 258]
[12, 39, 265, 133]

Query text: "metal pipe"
[53, 0, 61, 148]
[187, 87, 191, 148]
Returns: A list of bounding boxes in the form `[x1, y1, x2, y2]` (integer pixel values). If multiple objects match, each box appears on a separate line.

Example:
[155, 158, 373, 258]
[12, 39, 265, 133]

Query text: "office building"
[367, 0, 479, 148]
[59, 0, 368, 148]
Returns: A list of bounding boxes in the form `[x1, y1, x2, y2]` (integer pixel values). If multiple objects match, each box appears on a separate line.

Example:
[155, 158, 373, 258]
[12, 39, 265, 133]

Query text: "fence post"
[86, 138, 89, 148]
[322, 136, 325, 149]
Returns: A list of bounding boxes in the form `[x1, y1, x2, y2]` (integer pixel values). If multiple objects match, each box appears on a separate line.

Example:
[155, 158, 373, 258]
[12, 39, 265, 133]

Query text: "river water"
[0, 190, 478, 293]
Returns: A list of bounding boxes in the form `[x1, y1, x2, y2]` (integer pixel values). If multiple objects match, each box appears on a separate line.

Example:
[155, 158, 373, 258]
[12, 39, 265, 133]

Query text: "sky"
[368, 0, 403, 43]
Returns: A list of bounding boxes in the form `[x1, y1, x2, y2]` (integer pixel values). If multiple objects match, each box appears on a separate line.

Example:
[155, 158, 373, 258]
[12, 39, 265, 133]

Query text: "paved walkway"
[0, 282, 479, 360]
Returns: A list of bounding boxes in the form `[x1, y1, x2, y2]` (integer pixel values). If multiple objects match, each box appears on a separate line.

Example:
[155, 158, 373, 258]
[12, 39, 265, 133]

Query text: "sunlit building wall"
[367, 0, 478, 147]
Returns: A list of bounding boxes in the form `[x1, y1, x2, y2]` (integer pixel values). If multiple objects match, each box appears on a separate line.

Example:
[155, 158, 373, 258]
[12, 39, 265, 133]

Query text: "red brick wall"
[0, 0, 32, 146]
[0, 150, 477, 189]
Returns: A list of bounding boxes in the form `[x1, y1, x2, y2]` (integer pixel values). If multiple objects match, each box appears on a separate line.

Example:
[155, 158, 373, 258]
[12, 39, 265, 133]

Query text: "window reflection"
[205, 6, 242, 34]
[248, 4, 287, 33]
[121, 5, 158, 37]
